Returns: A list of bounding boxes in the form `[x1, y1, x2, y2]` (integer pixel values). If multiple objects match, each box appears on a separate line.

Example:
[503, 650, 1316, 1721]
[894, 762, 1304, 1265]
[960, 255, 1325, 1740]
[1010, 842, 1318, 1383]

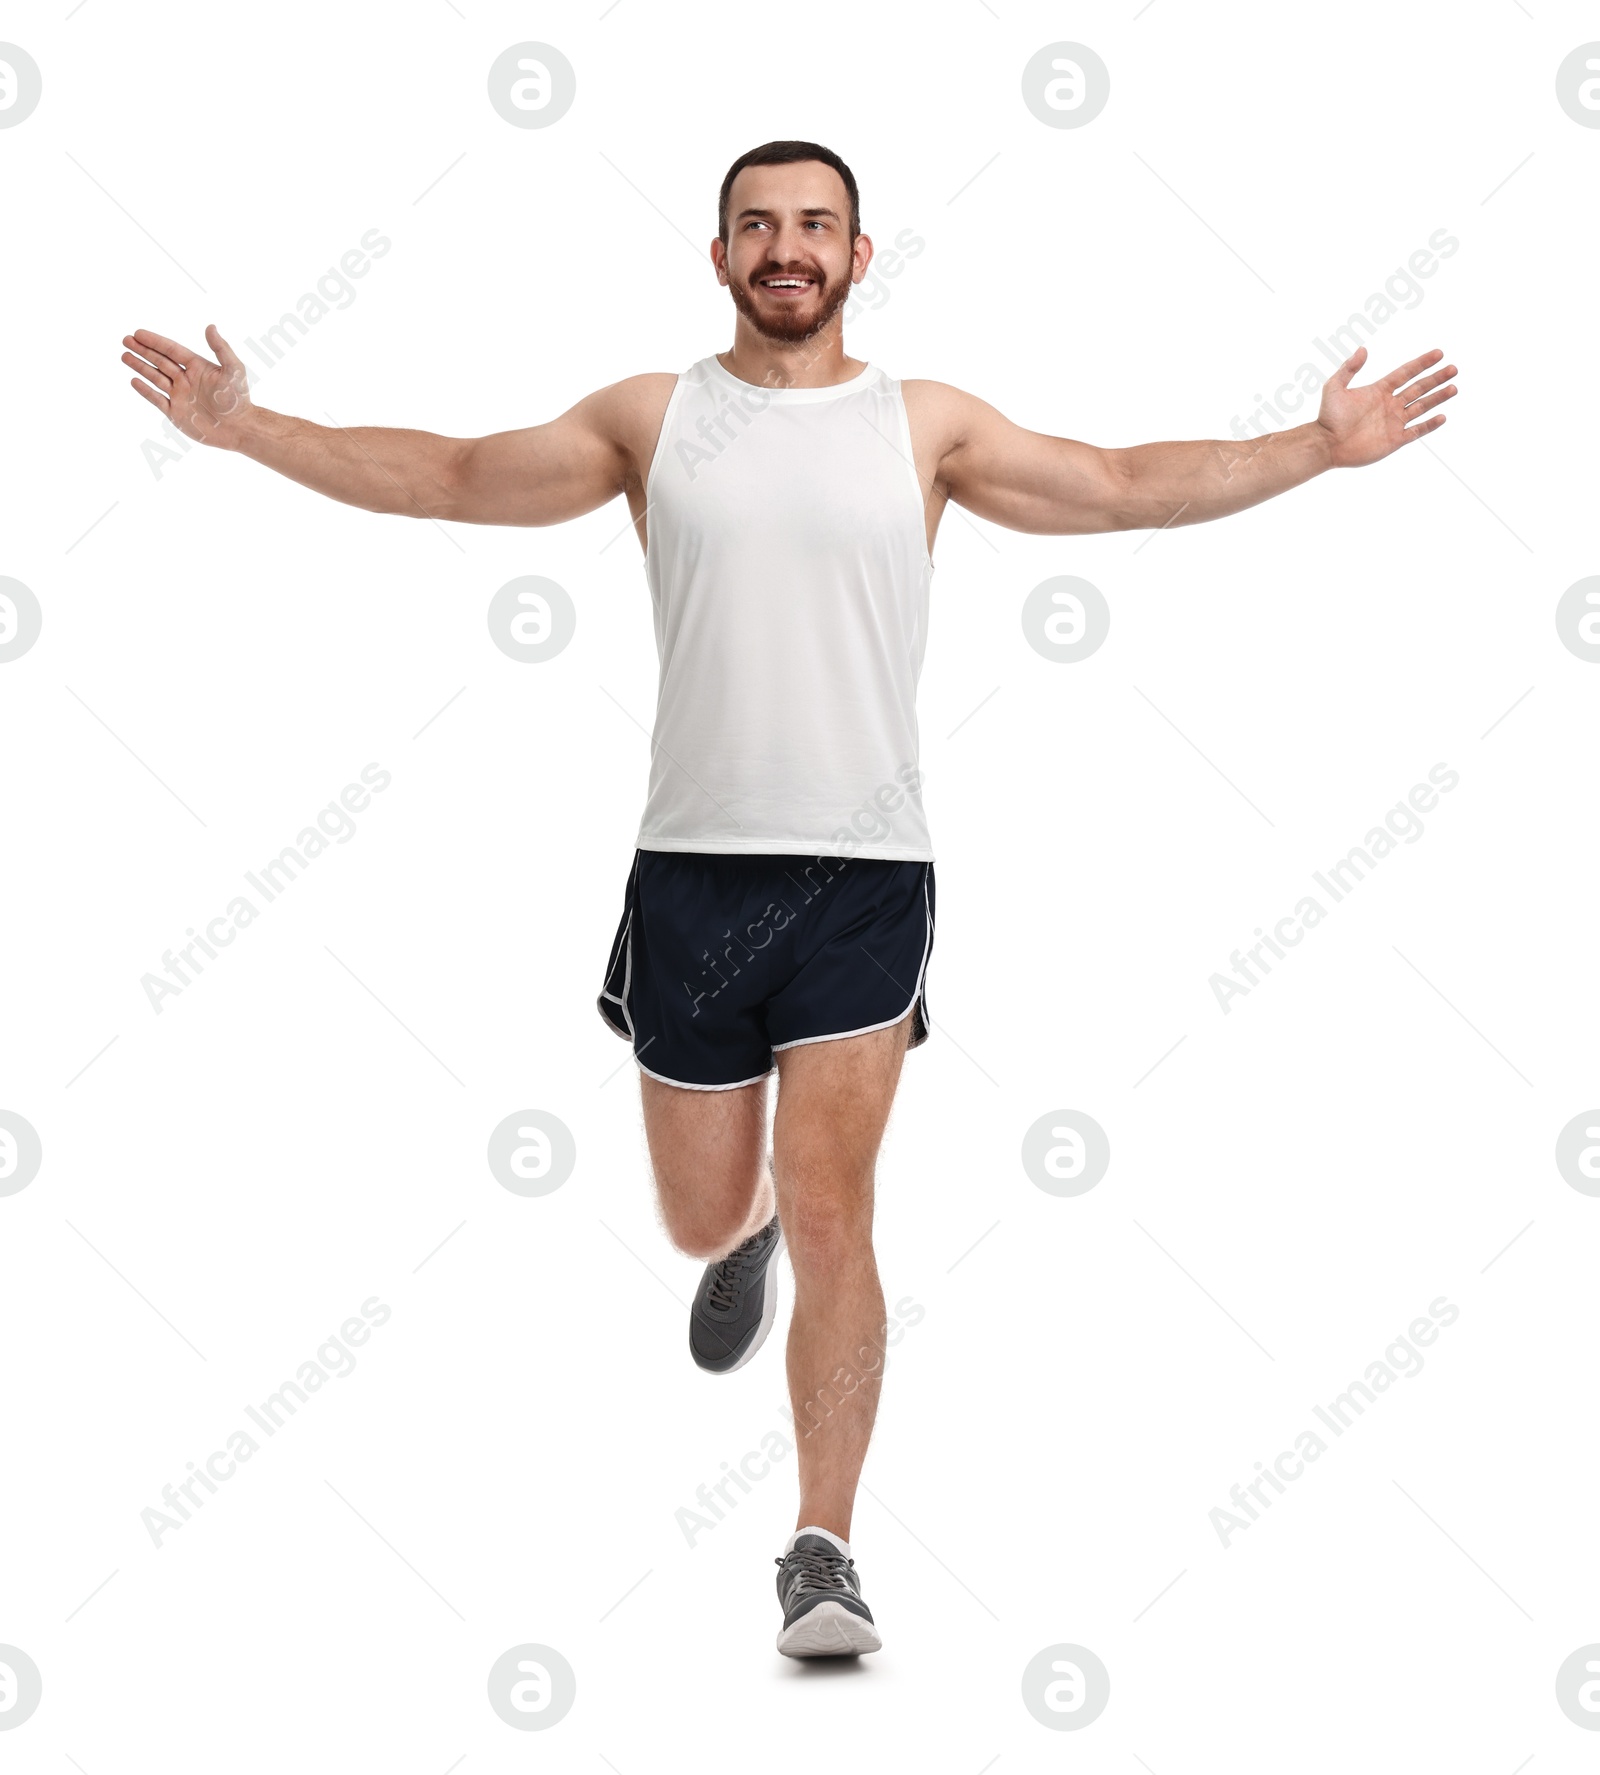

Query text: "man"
[121, 138, 1458, 1659]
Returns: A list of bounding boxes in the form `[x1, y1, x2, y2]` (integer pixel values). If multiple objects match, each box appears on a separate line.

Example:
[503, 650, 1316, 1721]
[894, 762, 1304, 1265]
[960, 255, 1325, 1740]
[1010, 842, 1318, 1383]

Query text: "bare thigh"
[771, 1017, 910, 1244]
[639, 1071, 770, 1261]
[639, 1013, 914, 1263]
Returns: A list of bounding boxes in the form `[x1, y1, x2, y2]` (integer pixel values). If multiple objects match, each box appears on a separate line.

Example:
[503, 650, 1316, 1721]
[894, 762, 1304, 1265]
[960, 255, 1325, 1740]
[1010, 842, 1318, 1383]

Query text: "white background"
[2, 0, 1596, 1767]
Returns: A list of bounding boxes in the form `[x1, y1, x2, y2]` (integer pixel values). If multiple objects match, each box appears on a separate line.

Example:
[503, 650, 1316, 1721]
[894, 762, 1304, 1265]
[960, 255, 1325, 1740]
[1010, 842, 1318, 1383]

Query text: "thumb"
[206, 323, 243, 370]
[1329, 345, 1367, 390]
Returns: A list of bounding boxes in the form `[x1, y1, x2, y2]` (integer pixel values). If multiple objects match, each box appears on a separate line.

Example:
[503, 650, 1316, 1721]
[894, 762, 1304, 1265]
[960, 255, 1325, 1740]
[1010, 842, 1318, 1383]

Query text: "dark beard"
[728, 263, 853, 345]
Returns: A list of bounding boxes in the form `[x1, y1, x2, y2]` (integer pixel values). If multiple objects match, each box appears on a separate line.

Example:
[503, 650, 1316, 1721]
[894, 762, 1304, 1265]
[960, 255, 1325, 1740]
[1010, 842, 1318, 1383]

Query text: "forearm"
[222, 406, 465, 519]
[1107, 421, 1335, 530]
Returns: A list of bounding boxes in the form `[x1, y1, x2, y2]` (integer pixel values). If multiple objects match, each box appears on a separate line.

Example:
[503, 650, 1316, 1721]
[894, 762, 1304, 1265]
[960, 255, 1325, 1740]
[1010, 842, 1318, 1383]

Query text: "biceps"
[450, 414, 627, 526]
[943, 426, 1129, 535]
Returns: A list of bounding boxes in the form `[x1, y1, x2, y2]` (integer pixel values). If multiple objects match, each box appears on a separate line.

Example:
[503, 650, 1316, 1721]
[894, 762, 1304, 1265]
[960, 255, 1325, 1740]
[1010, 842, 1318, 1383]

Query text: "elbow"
[423, 442, 469, 523]
[1099, 449, 1142, 532]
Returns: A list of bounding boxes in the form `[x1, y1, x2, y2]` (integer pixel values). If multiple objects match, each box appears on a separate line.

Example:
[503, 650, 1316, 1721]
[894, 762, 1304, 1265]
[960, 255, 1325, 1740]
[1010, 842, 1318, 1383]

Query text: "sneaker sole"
[713, 1227, 784, 1375]
[776, 1598, 882, 1658]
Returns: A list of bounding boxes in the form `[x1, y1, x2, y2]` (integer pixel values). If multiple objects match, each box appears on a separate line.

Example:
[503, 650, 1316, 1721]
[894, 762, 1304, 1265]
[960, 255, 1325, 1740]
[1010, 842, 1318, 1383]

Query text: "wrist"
[1304, 416, 1339, 472]
[216, 402, 274, 455]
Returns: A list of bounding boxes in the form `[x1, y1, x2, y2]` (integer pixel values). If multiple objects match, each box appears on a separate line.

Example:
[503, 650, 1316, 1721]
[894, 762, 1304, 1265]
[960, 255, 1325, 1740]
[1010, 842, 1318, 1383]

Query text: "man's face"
[716, 161, 868, 344]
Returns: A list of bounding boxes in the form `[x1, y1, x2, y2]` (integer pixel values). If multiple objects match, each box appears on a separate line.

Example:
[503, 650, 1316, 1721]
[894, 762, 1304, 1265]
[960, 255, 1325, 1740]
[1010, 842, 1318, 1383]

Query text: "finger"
[1379, 348, 1444, 394]
[125, 333, 184, 378]
[130, 377, 171, 414]
[1398, 364, 1457, 404]
[206, 323, 244, 370]
[1401, 384, 1456, 420]
[1400, 412, 1447, 442]
[1330, 345, 1368, 389]
[121, 350, 172, 392]
[130, 327, 206, 369]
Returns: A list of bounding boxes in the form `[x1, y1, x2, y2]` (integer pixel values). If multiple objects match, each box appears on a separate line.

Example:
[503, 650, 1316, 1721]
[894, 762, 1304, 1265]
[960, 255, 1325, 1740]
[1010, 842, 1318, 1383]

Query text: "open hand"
[1317, 346, 1458, 468]
[122, 325, 253, 446]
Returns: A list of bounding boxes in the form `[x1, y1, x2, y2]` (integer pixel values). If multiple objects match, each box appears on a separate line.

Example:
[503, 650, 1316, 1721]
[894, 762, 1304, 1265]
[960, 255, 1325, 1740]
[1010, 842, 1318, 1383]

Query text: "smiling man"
[121, 138, 1459, 1660]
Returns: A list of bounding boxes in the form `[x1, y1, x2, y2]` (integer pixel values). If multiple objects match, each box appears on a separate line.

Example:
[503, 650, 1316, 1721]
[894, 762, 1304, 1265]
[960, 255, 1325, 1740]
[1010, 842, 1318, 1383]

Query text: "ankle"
[791, 1518, 852, 1553]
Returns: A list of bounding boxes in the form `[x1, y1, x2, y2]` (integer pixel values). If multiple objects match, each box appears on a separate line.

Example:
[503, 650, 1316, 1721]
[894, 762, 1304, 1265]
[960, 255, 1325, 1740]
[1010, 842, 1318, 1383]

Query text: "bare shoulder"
[575, 372, 679, 483]
[591, 371, 679, 417]
[582, 370, 678, 434]
[900, 378, 998, 455]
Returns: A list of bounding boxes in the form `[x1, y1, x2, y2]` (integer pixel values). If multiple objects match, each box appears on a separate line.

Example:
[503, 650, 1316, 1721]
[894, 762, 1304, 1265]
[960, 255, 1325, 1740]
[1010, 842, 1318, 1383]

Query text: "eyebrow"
[733, 206, 841, 223]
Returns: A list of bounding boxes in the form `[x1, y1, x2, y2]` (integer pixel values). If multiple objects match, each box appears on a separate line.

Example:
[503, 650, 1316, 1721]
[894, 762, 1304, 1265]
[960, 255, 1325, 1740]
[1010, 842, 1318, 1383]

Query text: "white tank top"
[635, 354, 935, 861]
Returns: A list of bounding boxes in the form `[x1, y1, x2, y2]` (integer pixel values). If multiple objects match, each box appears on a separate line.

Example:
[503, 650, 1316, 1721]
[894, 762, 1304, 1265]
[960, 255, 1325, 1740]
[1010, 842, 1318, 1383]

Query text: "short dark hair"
[718, 140, 860, 244]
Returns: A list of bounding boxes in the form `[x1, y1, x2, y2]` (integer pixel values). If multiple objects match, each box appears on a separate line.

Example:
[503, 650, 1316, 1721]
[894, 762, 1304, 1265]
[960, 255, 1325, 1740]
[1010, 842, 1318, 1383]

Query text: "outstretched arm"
[918, 347, 1458, 537]
[122, 324, 665, 525]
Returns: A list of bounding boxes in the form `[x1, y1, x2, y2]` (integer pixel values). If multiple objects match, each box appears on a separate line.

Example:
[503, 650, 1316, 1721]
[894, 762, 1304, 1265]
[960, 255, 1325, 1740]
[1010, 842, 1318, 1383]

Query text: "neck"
[719, 317, 865, 391]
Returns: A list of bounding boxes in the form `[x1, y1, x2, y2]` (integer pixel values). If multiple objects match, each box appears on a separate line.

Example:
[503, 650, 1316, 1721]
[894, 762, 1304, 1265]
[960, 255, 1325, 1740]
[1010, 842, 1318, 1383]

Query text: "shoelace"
[704, 1224, 772, 1312]
[775, 1545, 856, 1594]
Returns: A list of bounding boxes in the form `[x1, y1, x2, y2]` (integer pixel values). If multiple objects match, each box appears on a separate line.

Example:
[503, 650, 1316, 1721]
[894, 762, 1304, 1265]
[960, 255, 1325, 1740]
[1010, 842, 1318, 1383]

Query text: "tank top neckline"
[703, 353, 883, 405]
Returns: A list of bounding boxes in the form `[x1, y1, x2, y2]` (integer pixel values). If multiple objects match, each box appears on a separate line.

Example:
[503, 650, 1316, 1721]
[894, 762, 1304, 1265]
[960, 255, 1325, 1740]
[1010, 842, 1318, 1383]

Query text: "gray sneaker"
[689, 1214, 783, 1374]
[774, 1534, 882, 1656]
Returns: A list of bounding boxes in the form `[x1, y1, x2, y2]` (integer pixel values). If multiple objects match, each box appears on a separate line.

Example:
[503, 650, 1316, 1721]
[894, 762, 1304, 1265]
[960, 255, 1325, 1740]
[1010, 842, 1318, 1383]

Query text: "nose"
[767, 220, 815, 267]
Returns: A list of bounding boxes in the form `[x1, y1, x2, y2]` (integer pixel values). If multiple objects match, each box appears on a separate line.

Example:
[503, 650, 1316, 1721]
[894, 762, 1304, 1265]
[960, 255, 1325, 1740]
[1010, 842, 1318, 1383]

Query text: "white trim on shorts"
[600, 907, 637, 1040]
[612, 909, 773, 1091]
[635, 1056, 774, 1092]
[770, 863, 934, 1053]
[768, 997, 918, 1053]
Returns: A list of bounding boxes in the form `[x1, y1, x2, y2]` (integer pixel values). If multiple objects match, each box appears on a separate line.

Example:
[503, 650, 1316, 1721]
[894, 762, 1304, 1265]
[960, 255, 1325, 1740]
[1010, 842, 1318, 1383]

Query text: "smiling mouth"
[756, 275, 817, 295]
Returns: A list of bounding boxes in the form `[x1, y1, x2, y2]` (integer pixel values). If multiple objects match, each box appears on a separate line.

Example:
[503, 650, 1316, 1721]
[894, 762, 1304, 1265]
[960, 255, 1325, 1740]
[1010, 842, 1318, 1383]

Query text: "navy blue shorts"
[596, 851, 935, 1090]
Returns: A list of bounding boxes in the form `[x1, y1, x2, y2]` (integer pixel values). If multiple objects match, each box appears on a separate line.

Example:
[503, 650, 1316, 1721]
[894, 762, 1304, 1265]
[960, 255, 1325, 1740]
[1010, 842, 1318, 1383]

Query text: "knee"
[671, 1221, 752, 1263]
[660, 1198, 749, 1262]
[778, 1176, 874, 1281]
